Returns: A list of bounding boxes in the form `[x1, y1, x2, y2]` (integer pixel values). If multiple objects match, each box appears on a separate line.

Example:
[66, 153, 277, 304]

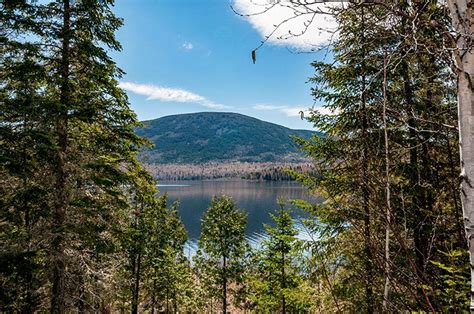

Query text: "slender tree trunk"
[131, 252, 141, 314]
[21, 113, 33, 313]
[281, 250, 286, 314]
[447, 1, 474, 311]
[402, 60, 433, 309]
[173, 291, 177, 314]
[22, 118, 34, 313]
[51, 0, 70, 312]
[445, 131, 465, 244]
[77, 273, 85, 314]
[360, 5, 374, 312]
[151, 278, 157, 314]
[382, 49, 391, 311]
[223, 255, 227, 314]
[458, 43, 474, 311]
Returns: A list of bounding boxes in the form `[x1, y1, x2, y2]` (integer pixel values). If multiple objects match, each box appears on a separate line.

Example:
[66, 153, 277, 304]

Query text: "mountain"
[135, 112, 319, 164]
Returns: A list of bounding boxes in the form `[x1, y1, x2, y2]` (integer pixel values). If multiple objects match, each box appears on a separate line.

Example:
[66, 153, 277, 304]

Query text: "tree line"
[146, 162, 315, 181]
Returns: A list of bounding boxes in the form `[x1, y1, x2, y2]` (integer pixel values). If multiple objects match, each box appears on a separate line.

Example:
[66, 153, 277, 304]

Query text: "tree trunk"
[360, 5, 374, 312]
[51, 0, 70, 312]
[458, 41, 474, 312]
[382, 49, 391, 311]
[223, 255, 227, 314]
[447, 0, 474, 311]
[151, 279, 156, 314]
[173, 291, 178, 314]
[281, 250, 286, 314]
[131, 252, 141, 314]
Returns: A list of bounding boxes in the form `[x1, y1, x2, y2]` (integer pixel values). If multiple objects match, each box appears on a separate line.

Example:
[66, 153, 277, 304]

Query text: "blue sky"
[111, 0, 336, 130]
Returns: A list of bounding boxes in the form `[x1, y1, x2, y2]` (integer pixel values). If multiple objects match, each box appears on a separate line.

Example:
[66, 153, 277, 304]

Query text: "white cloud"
[182, 42, 194, 50]
[316, 106, 339, 115]
[253, 104, 286, 110]
[233, 0, 339, 49]
[280, 106, 311, 117]
[119, 82, 231, 109]
[256, 105, 337, 117]
[119, 82, 204, 102]
[201, 102, 229, 110]
[282, 106, 339, 117]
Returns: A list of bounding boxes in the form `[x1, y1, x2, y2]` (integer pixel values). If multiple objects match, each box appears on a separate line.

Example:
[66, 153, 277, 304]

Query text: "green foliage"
[247, 203, 315, 313]
[1, 0, 469, 312]
[0, 0, 163, 311]
[136, 112, 319, 164]
[194, 195, 248, 311]
[292, 1, 466, 312]
[430, 249, 470, 311]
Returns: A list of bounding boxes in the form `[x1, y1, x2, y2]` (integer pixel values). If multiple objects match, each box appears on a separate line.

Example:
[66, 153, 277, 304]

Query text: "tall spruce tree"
[290, 1, 466, 311]
[194, 195, 248, 313]
[144, 197, 189, 313]
[1, 0, 152, 312]
[248, 204, 311, 313]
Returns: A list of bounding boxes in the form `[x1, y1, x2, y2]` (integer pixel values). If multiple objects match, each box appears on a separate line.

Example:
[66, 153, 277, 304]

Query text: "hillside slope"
[136, 112, 318, 164]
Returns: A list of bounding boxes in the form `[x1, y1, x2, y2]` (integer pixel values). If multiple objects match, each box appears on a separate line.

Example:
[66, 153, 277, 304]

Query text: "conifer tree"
[248, 204, 311, 313]
[1, 1, 152, 311]
[290, 1, 465, 311]
[194, 195, 248, 313]
[145, 197, 189, 313]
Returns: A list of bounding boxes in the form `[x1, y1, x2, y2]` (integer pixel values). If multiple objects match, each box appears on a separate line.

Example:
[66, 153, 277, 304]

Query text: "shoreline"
[144, 161, 315, 181]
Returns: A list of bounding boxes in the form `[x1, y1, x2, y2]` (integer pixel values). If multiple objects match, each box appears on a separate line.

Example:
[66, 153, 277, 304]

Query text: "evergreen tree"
[248, 204, 312, 313]
[1, 1, 152, 311]
[194, 195, 248, 313]
[145, 197, 190, 313]
[290, 1, 466, 311]
[116, 172, 191, 314]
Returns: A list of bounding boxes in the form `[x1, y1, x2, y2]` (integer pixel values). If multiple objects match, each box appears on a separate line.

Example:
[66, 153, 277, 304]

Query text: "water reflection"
[157, 180, 319, 241]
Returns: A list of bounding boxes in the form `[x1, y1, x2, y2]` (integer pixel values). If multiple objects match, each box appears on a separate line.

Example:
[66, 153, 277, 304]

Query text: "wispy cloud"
[280, 106, 338, 117]
[119, 82, 231, 109]
[233, 0, 339, 49]
[202, 102, 229, 109]
[253, 104, 286, 110]
[279, 107, 313, 118]
[182, 42, 194, 50]
[254, 103, 337, 117]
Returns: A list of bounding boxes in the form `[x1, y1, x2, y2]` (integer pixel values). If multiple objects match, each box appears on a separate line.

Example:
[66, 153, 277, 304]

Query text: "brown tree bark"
[51, 0, 70, 312]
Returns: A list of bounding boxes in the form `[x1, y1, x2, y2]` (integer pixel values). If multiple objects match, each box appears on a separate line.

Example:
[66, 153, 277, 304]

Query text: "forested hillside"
[136, 112, 318, 163]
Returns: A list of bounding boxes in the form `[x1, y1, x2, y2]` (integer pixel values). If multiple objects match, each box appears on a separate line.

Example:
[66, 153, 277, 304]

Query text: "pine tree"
[1, 1, 151, 311]
[145, 197, 189, 313]
[194, 195, 248, 313]
[291, 1, 465, 311]
[248, 204, 311, 313]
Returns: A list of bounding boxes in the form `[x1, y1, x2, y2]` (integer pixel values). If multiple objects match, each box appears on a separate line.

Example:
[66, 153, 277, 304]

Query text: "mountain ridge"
[136, 112, 319, 164]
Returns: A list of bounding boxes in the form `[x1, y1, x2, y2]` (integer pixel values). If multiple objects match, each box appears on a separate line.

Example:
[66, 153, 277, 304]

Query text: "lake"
[157, 180, 318, 244]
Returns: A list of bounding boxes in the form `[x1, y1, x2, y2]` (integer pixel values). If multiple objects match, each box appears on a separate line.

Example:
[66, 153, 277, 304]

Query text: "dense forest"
[1, 0, 474, 313]
[145, 162, 315, 181]
[136, 112, 318, 164]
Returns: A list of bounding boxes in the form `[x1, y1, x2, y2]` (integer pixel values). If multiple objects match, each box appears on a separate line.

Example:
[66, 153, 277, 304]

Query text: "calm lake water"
[157, 180, 318, 242]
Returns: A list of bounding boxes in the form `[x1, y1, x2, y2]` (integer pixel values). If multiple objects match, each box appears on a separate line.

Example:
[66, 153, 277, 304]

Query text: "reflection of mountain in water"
[157, 180, 321, 241]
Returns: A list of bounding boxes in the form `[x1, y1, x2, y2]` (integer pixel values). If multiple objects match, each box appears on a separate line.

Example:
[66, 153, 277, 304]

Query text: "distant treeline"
[145, 162, 315, 181]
